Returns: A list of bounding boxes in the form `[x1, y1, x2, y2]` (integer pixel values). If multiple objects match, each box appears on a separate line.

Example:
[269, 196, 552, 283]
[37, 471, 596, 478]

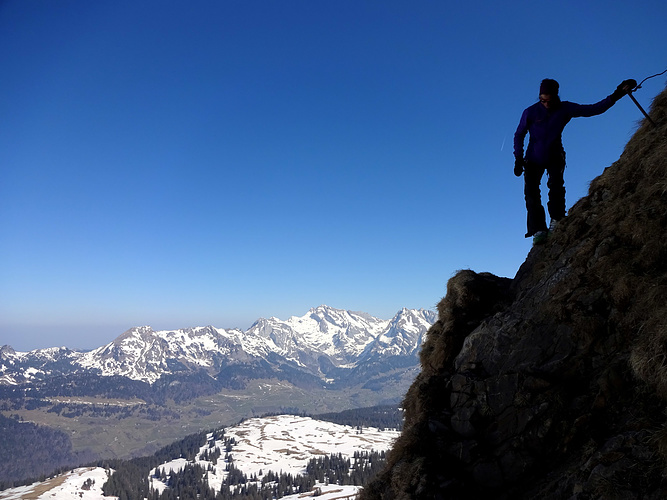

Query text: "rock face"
[361, 87, 667, 499]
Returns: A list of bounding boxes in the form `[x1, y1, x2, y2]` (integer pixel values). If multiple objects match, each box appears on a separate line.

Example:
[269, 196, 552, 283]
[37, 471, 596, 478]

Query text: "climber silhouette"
[513, 78, 636, 244]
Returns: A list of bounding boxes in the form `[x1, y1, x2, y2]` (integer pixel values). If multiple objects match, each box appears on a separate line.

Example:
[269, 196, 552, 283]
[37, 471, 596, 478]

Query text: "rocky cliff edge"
[361, 85, 667, 499]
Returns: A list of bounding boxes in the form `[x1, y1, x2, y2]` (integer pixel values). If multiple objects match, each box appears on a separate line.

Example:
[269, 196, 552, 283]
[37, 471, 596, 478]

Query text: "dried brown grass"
[419, 270, 512, 377]
[604, 88, 667, 398]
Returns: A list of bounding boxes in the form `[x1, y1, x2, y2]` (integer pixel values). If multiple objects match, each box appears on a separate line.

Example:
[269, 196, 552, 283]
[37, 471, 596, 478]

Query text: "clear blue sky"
[1, 0, 665, 351]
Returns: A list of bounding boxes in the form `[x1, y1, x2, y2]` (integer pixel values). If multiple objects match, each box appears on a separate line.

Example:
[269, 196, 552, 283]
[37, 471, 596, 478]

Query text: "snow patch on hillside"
[151, 414, 399, 496]
[0, 467, 114, 500]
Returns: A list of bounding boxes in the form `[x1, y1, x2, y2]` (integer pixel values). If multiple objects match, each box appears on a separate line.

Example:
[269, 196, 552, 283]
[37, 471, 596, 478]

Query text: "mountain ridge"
[0, 305, 436, 387]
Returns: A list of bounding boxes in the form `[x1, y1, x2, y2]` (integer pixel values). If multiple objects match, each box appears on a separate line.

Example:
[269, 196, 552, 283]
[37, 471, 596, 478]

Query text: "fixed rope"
[633, 67, 667, 91]
[629, 67, 667, 127]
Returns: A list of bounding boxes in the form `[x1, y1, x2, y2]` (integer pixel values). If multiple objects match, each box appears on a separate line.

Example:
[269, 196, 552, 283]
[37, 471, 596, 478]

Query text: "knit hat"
[539, 78, 559, 96]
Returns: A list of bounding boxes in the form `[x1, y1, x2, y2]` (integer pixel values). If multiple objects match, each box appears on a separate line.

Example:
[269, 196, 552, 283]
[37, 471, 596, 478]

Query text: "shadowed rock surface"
[361, 85, 667, 499]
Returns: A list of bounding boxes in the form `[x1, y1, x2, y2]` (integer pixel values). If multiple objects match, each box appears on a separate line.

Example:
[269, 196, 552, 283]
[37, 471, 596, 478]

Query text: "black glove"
[514, 157, 524, 177]
[611, 79, 637, 101]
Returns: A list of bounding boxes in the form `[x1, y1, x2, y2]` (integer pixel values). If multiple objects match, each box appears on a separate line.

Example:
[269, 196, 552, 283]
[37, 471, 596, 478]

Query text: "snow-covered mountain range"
[0, 306, 436, 389]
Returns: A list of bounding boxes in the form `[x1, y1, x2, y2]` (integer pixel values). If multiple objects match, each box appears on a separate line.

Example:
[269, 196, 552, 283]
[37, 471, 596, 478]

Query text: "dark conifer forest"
[101, 447, 387, 500]
[0, 414, 96, 487]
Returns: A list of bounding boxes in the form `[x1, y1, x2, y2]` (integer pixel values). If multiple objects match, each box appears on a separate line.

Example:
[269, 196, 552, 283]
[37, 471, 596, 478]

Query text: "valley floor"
[2, 375, 413, 462]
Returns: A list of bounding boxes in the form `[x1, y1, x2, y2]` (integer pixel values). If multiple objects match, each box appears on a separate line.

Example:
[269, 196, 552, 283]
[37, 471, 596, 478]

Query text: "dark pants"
[524, 160, 566, 237]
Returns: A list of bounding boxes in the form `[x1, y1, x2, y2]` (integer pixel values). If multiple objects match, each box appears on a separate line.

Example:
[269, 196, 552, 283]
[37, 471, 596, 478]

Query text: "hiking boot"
[532, 231, 548, 245]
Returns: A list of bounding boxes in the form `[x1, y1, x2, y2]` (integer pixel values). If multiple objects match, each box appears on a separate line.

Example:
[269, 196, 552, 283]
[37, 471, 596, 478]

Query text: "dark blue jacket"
[514, 95, 616, 165]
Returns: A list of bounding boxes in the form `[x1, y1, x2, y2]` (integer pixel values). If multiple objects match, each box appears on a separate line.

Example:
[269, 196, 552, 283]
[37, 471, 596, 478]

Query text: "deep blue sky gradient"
[1, 0, 666, 350]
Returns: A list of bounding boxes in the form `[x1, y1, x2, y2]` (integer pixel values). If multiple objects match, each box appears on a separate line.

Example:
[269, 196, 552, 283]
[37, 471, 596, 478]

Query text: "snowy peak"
[79, 327, 172, 383]
[364, 308, 438, 358]
[77, 324, 248, 384]
[246, 305, 388, 367]
[0, 345, 79, 385]
[290, 305, 386, 355]
[385, 308, 437, 342]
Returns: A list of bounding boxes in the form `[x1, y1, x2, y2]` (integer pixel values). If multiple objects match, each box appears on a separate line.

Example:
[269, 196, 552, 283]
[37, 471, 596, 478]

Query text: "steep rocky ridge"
[362, 86, 667, 499]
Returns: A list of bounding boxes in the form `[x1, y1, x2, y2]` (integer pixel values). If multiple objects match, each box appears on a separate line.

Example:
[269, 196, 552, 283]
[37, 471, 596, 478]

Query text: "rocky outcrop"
[361, 86, 667, 499]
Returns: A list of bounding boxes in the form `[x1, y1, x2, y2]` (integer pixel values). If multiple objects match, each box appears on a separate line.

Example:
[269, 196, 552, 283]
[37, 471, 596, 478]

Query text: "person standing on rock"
[513, 77, 636, 245]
